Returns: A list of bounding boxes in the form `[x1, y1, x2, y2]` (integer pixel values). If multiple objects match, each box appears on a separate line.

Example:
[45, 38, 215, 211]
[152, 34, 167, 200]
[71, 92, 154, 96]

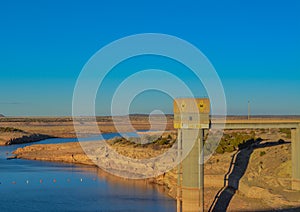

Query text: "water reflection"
[0, 136, 175, 212]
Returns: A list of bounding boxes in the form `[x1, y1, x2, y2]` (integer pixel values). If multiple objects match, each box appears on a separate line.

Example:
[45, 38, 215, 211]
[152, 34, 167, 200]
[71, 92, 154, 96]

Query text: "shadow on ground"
[255, 208, 300, 212]
[208, 138, 291, 212]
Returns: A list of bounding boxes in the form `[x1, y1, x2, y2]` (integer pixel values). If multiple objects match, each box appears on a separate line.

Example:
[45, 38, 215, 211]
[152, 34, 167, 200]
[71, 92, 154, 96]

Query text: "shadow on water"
[208, 138, 291, 212]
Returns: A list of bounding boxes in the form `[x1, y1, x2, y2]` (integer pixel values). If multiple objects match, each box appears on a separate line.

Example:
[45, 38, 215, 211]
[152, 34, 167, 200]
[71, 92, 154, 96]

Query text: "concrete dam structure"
[174, 98, 300, 212]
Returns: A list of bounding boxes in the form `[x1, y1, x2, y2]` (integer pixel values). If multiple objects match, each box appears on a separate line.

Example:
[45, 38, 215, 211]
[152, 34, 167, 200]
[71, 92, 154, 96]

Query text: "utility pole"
[248, 101, 250, 120]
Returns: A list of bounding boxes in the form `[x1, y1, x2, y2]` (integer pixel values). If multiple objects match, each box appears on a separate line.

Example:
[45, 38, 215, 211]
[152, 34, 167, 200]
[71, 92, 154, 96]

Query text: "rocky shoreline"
[11, 133, 300, 211]
[0, 126, 54, 146]
[12, 137, 178, 198]
[0, 132, 53, 146]
[5, 134, 53, 145]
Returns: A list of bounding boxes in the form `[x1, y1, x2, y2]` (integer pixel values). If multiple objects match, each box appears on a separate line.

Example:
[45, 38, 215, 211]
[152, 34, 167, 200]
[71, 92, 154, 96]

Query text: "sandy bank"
[12, 138, 178, 198]
[12, 131, 300, 211]
[0, 126, 53, 146]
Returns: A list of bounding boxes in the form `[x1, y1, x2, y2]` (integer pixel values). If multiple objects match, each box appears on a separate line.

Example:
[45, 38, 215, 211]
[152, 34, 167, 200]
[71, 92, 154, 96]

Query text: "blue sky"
[0, 0, 299, 116]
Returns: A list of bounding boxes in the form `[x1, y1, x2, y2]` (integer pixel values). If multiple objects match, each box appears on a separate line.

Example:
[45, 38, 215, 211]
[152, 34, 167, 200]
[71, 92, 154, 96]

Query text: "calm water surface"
[0, 134, 175, 212]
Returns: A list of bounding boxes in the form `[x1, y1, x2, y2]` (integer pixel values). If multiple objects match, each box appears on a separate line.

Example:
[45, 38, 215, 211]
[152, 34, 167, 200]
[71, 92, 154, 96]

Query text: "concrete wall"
[179, 129, 204, 212]
[292, 125, 300, 190]
[174, 98, 210, 129]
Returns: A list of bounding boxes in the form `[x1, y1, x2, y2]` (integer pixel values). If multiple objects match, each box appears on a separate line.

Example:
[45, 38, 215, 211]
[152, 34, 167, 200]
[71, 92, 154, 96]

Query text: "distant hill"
[0, 114, 5, 117]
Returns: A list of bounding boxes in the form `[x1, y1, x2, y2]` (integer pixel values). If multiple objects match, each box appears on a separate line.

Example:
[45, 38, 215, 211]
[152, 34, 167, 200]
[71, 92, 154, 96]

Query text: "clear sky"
[0, 0, 299, 116]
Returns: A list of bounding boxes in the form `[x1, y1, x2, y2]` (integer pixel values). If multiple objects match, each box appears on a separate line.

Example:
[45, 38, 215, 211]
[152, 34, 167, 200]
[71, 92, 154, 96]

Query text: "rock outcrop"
[12, 132, 300, 211]
[5, 134, 52, 145]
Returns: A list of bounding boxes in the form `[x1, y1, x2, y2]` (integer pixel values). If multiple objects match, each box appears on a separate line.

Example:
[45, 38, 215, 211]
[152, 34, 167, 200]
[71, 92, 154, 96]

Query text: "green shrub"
[224, 145, 236, 153]
[215, 146, 225, 154]
[214, 131, 256, 154]
[260, 151, 266, 156]
[0, 127, 24, 133]
[279, 128, 291, 139]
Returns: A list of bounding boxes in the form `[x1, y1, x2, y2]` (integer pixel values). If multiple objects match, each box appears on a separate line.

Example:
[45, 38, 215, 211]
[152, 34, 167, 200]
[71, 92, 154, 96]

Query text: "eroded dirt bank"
[13, 132, 300, 211]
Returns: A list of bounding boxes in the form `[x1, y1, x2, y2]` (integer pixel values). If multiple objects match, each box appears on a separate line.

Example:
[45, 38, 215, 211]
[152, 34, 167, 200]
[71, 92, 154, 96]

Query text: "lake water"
[0, 135, 175, 212]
